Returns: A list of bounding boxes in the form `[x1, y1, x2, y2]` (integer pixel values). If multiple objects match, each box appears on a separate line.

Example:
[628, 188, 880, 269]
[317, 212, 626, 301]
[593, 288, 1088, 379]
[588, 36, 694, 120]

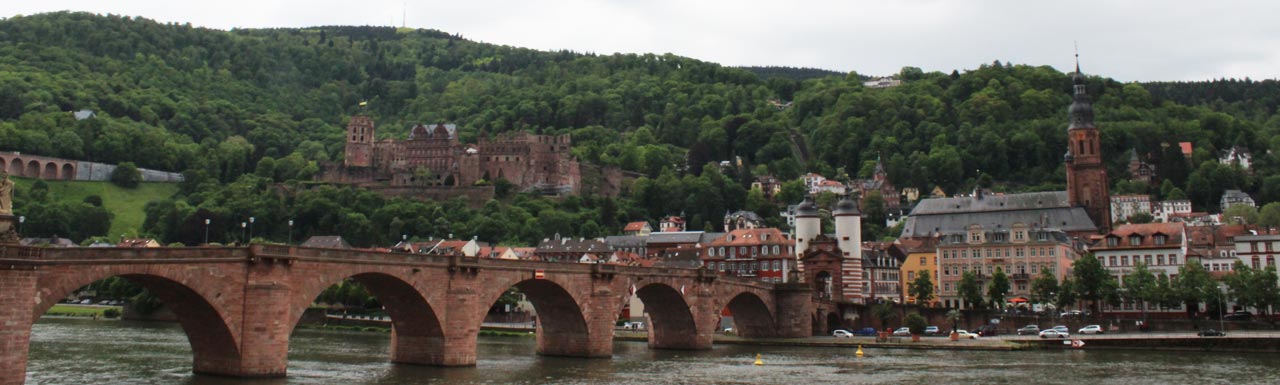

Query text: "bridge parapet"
[1, 245, 250, 264]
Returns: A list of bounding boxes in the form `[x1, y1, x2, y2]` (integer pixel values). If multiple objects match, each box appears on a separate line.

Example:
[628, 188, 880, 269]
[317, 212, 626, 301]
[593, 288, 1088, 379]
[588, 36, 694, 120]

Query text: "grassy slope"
[11, 177, 178, 236]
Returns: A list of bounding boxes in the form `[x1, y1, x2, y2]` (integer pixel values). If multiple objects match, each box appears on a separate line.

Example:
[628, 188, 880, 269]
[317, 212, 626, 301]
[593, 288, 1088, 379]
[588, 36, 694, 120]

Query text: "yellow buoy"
[856, 345, 864, 357]
[754, 353, 763, 366]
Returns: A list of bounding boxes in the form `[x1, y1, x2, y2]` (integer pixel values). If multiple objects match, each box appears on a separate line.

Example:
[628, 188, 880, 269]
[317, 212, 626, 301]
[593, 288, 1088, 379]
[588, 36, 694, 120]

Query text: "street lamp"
[204, 219, 211, 245]
[17, 215, 24, 234]
[1218, 284, 1226, 333]
[240, 221, 247, 244]
[248, 217, 255, 242]
[287, 219, 294, 245]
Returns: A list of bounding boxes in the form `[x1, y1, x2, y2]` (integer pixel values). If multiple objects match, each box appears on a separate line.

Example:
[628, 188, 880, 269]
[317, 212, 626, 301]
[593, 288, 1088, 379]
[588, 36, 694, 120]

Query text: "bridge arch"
[288, 267, 445, 366]
[42, 162, 57, 179]
[25, 160, 39, 177]
[718, 290, 777, 338]
[634, 282, 699, 349]
[478, 275, 592, 358]
[61, 163, 74, 180]
[32, 266, 243, 375]
[7, 157, 20, 176]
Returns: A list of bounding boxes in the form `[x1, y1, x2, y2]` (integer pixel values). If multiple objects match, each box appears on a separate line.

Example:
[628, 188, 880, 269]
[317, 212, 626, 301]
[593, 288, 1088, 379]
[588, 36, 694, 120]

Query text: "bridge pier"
[536, 286, 623, 358]
[773, 284, 815, 338]
[194, 262, 293, 378]
[0, 269, 37, 385]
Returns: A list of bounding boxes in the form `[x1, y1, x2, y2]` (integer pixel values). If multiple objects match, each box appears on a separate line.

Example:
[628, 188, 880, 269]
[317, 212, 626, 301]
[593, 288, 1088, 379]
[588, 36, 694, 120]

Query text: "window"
[908, 271, 915, 280]
[708, 248, 715, 257]
[920, 256, 927, 265]
[1157, 255, 1165, 265]
[1154, 235, 1167, 245]
[1129, 235, 1142, 246]
[773, 245, 780, 255]
[774, 260, 781, 271]
[1107, 237, 1119, 247]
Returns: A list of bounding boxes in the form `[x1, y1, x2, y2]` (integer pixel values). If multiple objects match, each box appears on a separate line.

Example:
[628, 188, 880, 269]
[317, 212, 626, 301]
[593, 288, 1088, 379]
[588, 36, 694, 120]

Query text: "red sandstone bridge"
[0, 245, 813, 385]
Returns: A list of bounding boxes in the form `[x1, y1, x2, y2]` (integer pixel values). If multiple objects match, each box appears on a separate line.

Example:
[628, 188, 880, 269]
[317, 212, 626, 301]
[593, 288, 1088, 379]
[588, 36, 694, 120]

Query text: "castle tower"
[833, 194, 864, 302]
[344, 115, 375, 168]
[794, 196, 820, 256]
[1064, 61, 1111, 232]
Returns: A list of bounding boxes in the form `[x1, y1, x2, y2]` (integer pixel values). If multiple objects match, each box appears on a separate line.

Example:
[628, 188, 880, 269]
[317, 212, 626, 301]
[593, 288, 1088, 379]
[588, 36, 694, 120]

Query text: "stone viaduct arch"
[0, 245, 812, 385]
[0, 153, 76, 180]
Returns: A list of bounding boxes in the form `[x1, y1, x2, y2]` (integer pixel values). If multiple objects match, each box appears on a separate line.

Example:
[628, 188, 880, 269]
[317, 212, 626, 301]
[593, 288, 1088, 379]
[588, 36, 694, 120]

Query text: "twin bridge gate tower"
[0, 245, 813, 385]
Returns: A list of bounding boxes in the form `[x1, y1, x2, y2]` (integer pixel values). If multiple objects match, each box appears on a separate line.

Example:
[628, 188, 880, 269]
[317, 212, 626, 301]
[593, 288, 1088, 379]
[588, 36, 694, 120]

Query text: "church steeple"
[1068, 57, 1095, 130]
[1063, 53, 1111, 232]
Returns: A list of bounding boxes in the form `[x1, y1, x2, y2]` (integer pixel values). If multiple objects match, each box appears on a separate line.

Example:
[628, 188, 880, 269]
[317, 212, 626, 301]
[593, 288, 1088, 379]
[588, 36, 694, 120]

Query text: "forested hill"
[738, 66, 847, 81]
[2, 11, 1280, 218]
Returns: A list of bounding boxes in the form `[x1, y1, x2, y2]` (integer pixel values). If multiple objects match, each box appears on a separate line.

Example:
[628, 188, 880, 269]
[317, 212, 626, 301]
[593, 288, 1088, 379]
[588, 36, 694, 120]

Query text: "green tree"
[1055, 277, 1078, 312]
[905, 312, 928, 336]
[1072, 254, 1111, 315]
[1122, 262, 1157, 322]
[110, 162, 142, 188]
[908, 270, 935, 306]
[1126, 212, 1154, 224]
[1029, 268, 1059, 307]
[1258, 202, 1280, 227]
[987, 267, 1010, 310]
[957, 271, 984, 310]
[1173, 263, 1215, 319]
[1222, 204, 1259, 225]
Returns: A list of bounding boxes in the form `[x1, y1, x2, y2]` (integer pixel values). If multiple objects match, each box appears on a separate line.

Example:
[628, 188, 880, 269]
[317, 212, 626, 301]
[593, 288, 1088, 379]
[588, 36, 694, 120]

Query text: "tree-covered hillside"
[3, 12, 1279, 246]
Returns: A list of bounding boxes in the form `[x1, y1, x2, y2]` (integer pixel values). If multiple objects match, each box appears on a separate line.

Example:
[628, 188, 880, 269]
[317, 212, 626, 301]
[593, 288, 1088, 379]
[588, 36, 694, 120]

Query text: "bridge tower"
[833, 194, 863, 302]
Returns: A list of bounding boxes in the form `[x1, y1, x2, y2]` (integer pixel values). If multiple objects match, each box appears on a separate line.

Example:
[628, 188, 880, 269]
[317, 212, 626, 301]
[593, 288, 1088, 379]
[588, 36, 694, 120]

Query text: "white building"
[1233, 233, 1280, 270]
[1219, 146, 1252, 170]
[863, 77, 903, 89]
[1153, 200, 1192, 223]
[1088, 223, 1188, 315]
[1110, 194, 1152, 224]
[1220, 190, 1256, 211]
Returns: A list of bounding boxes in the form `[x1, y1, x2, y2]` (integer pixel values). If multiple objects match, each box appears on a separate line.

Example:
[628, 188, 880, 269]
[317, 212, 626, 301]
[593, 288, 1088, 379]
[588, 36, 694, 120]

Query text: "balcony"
[1011, 273, 1030, 281]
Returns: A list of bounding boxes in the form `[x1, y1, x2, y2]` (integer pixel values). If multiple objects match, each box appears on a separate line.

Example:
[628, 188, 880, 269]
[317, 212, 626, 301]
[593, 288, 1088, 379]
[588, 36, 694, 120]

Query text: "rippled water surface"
[27, 318, 1279, 384]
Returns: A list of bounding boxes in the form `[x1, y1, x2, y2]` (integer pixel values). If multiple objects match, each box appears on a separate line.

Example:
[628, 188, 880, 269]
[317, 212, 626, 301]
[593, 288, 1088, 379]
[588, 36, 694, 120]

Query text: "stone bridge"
[0, 244, 812, 384]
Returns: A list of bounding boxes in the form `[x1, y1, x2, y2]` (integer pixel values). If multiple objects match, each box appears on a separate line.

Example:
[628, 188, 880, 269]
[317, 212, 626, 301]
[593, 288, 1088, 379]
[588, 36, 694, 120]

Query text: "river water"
[26, 317, 1278, 384]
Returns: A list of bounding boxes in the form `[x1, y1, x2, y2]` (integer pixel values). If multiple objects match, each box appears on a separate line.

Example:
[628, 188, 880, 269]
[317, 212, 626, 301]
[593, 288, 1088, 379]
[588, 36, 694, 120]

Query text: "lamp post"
[1218, 284, 1226, 333]
[288, 219, 294, 245]
[204, 219, 210, 245]
[17, 215, 24, 234]
[248, 217, 255, 242]
[240, 222, 247, 244]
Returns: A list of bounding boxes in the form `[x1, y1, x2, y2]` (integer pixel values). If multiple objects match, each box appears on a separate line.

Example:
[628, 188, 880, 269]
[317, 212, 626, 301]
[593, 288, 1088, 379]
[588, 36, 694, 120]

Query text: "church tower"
[344, 115, 375, 168]
[1064, 61, 1111, 232]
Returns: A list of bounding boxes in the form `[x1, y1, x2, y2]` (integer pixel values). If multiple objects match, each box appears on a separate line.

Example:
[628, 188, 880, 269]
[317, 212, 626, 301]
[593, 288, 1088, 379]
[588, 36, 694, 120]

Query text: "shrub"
[102, 308, 121, 318]
[110, 162, 142, 188]
[905, 312, 928, 335]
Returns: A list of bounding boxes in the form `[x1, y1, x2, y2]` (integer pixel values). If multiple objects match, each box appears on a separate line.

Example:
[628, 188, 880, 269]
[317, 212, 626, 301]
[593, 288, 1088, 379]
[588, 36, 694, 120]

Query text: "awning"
[1009, 297, 1029, 303]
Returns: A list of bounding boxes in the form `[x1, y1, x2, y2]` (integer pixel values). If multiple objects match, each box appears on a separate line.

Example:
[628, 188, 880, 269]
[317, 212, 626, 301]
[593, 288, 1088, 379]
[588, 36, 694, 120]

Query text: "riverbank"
[614, 331, 1021, 351]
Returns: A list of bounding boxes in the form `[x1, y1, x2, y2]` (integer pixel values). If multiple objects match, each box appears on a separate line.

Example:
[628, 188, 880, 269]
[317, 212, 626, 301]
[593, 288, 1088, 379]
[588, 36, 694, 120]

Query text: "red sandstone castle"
[322, 115, 581, 195]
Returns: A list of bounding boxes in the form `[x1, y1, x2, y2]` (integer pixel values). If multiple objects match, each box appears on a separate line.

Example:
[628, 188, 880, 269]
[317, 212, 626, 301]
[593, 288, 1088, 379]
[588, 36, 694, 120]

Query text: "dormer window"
[1154, 235, 1167, 245]
[1107, 237, 1119, 247]
[1129, 235, 1142, 246]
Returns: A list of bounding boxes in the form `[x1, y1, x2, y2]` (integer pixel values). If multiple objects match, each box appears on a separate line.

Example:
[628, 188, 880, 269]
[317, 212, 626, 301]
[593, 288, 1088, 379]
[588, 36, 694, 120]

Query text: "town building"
[1089, 223, 1188, 316]
[1110, 194, 1152, 224]
[863, 77, 903, 89]
[1233, 232, 1280, 270]
[322, 115, 581, 195]
[897, 237, 941, 306]
[300, 236, 351, 249]
[751, 176, 782, 198]
[604, 235, 647, 256]
[723, 210, 763, 232]
[19, 237, 78, 248]
[863, 242, 904, 303]
[849, 158, 902, 210]
[1219, 146, 1252, 170]
[936, 223, 1079, 310]
[702, 228, 796, 283]
[534, 236, 610, 262]
[1220, 190, 1256, 211]
[1128, 149, 1157, 184]
[802, 173, 827, 192]
[1063, 64, 1112, 233]
[658, 215, 686, 232]
[813, 179, 847, 195]
[1153, 200, 1193, 223]
[622, 221, 652, 236]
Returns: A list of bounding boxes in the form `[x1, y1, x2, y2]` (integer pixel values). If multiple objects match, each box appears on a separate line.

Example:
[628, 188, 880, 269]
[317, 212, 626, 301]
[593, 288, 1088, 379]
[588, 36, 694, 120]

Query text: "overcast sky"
[9, 1, 1280, 82]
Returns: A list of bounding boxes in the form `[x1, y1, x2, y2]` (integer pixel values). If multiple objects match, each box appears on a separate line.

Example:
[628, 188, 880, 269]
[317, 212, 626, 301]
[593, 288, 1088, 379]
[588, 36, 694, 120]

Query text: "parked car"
[852, 327, 878, 336]
[1078, 325, 1104, 335]
[1197, 329, 1227, 337]
[1039, 327, 1071, 339]
[953, 329, 979, 339]
[924, 326, 941, 336]
[1016, 325, 1041, 335]
[975, 324, 1000, 337]
[1224, 311, 1253, 321]
[1061, 310, 1086, 317]
[892, 327, 911, 336]
[832, 329, 854, 338]
[623, 322, 645, 330]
